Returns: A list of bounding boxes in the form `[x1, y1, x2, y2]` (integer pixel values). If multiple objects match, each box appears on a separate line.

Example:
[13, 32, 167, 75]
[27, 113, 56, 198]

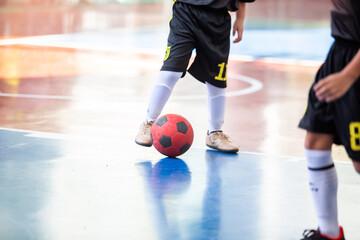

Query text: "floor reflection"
[136, 158, 191, 240]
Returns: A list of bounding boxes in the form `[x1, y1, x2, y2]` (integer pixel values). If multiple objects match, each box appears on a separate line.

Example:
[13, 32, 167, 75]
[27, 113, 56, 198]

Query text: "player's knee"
[304, 132, 333, 150]
[206, 82, 226, 99]
[352, 160, 360, 174]
[156, 71, 182, 90]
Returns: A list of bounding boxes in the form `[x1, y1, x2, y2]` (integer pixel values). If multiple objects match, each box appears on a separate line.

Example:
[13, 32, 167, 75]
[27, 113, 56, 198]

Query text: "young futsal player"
[135, 0, 255, 154]
[299, 0, 360, 239]
[135, 0, 255, 153]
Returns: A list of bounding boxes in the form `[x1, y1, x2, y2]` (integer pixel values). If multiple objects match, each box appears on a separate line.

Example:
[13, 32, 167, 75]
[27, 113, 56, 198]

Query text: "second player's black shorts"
[160, 1, 231, 88]
[299, 38, 360, 161]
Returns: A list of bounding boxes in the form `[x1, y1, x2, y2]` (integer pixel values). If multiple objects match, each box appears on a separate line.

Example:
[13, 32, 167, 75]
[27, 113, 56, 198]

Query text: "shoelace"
[302, 229, 321, 240]
[143, 122, 153, 134]
[216, 131, 231, 141]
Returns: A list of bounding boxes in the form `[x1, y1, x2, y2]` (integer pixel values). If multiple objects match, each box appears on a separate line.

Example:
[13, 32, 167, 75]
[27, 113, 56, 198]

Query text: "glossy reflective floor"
[1, 1, 360, 240]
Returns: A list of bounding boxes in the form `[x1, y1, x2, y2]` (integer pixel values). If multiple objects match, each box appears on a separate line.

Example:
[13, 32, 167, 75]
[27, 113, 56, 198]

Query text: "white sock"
[206, 82, 226, 133]
[145, 71, 182, 122]
[305, 148, 340, 238]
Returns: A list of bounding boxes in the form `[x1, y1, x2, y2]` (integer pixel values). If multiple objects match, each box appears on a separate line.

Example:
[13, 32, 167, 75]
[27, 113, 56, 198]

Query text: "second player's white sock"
[305, 148, 340, 238]
[206, 82, 226, 133]
[146, 71, 182, 122]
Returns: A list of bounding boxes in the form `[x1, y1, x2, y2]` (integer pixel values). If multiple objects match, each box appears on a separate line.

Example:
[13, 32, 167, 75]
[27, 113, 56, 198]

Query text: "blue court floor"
[0, 128, 359, 239]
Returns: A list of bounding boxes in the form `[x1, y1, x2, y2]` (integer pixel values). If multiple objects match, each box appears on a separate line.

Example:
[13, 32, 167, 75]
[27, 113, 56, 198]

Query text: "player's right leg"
[135, 1, 196, 147]
[135, 71, 182, 147]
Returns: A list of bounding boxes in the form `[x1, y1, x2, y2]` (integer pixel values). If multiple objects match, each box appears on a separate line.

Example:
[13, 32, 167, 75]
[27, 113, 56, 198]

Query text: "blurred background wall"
[0, 0, 332, 38]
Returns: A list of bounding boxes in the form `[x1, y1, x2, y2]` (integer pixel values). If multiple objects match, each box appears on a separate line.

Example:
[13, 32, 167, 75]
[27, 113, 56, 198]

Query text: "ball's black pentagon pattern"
[176, 121, 188, 134]
[159, 135, 172, 148]
[179, 143, 190, 155]
[156, 116, 168, 126]
[152, 114, 193, 157]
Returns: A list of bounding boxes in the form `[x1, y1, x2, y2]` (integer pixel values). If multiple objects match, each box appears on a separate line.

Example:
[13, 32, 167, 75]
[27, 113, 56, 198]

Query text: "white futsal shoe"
[135, 121, 154, 147]
[206, 131, 239, 153]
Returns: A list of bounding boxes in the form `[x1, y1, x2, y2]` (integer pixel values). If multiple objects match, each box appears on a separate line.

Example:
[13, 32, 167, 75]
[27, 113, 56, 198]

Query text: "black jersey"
[177, 0, 255, 11]
[331, 0, 360, 43]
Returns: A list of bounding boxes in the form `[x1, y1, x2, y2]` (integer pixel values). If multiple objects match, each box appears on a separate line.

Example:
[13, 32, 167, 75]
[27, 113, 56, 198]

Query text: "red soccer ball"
[151, 114, 194, 158]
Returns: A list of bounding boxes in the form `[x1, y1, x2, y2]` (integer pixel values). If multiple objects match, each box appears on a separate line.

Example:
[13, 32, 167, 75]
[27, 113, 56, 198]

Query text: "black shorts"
[160, 2, 231, 88]
[299, 38, 360, 161]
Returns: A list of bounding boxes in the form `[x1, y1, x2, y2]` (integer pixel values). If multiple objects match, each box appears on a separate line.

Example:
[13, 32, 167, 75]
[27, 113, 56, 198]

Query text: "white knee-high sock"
[305, 148, 340, 238]
[145, 71, 182, 122]
[206, 82, 226, 133]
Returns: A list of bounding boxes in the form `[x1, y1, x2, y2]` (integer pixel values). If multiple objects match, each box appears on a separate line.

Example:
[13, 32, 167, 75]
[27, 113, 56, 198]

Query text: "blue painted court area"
[1, 129, 359, 239]
[231, 28, 333, 61]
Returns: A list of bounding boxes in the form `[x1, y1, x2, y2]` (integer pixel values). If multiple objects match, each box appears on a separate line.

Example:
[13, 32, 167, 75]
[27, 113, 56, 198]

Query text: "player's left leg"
[206, 82, 225, 133]
[205, 82, 238, 153]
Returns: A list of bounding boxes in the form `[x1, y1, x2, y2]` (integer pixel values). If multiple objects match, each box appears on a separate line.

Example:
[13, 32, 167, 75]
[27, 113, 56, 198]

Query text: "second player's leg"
[305, 132, 333, 150]
[304, 131, 342, 239]
[352, 160, 360, 174]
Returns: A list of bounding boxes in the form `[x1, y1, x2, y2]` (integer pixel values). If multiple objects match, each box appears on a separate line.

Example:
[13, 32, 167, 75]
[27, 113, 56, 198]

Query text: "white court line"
[0, 127, 66, 140]
[0, 73, 263, 100]
[0, 92, 76, 100]
[172, 74, 263, 100]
